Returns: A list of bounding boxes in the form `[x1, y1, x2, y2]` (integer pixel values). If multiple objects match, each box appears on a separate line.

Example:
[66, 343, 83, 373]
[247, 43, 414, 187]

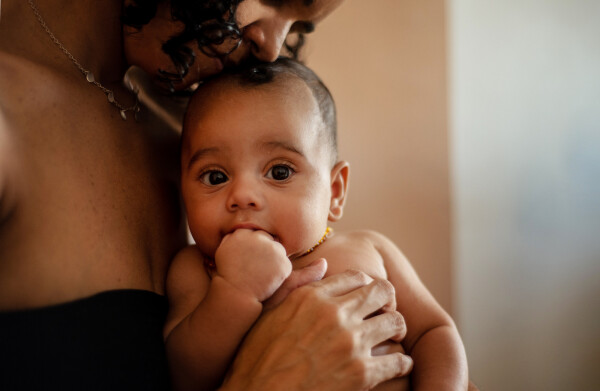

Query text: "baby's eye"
[266, 165, 293, 181]
[199, 170, 229, 186]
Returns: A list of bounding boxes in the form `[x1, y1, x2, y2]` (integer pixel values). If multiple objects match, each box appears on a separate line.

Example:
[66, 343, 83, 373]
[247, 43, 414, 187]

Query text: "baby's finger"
[252, 229, 276, 241]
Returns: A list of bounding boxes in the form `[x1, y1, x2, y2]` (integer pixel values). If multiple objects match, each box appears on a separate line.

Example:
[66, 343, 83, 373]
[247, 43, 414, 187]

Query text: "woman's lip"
[213, 57, 224, 73]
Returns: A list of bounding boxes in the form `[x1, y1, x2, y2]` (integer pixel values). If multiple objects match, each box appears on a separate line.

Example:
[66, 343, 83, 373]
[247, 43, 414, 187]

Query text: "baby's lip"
[226, 224, 279, 242]
[229, 223, 264, 233]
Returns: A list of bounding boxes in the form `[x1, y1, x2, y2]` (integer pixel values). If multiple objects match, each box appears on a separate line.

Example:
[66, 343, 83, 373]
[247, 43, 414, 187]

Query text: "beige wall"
[306, 0, 452, 312]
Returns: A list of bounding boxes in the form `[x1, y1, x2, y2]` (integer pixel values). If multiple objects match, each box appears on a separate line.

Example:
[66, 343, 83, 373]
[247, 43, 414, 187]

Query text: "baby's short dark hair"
[186, 57, 338, 164]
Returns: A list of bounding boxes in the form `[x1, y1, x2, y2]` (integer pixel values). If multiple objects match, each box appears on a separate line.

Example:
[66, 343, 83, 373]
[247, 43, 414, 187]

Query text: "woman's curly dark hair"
[122, 0, 305, 91]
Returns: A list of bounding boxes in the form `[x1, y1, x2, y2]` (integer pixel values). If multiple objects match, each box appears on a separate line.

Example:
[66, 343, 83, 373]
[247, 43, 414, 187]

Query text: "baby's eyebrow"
[187, 147, 219, 169]
[262, 141, 304, 157]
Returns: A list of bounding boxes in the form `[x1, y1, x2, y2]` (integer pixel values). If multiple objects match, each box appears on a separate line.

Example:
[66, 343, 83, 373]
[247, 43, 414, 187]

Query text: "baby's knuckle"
[275, 245, 288, 259]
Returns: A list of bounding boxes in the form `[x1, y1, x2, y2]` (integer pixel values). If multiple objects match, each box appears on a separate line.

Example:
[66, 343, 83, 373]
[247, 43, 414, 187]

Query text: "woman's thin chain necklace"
[28, 0, 140, 121]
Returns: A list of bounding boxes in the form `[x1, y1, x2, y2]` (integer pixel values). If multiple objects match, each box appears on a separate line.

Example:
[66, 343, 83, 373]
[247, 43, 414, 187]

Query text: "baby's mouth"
[225, 225, 280, 243]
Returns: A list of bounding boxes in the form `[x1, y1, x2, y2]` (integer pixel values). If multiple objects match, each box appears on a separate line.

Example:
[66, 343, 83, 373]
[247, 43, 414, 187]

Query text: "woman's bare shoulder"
[0, 87, 17, 227]
[0, 52, 41, 227]
[0, 50, 34, 101]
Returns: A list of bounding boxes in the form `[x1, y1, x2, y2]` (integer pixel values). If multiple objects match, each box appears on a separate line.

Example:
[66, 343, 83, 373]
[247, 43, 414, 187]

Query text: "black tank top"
[0, 290, 170, 391]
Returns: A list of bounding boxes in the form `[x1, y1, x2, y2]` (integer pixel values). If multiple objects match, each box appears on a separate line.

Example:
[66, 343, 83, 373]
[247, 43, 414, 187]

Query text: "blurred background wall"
[449, 0, 600, 389]
[307, 0, 453, 313]
[307, 0, 600, 390]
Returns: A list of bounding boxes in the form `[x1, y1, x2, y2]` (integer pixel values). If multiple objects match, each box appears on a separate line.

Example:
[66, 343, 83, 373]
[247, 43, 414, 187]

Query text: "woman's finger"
[310, 269, 373, 297]
[361, 310, 407, 347]
[263, 258, 328, 311]
[337, 278, 397, 319]
[365, 353, 413, 388]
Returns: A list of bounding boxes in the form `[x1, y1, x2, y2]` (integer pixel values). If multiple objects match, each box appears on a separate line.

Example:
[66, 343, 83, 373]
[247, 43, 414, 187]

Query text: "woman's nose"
[227, 178, 264, 211]
[243, 18, 292, 62]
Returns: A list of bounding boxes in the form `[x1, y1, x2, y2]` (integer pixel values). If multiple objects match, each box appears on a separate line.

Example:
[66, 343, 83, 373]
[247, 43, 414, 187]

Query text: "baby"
[164, 57, 469, 391]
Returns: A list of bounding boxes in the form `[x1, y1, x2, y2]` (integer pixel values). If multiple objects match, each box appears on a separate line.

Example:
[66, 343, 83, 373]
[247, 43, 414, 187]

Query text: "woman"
[0, 0, 412, 390]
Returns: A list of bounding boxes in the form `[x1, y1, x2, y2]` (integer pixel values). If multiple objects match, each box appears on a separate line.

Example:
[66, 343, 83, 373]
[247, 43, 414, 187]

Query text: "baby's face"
[181, 78, 334, 259]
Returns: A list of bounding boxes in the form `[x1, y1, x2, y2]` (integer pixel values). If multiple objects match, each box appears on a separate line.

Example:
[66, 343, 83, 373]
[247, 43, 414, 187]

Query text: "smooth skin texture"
[0, 0, 415, 389]
[169, 75, 467, 389]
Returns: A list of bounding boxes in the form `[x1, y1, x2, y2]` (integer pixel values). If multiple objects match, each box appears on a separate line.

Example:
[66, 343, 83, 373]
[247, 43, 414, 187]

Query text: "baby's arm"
[164, 229, 291, 391]
[371, 231, 469, 390]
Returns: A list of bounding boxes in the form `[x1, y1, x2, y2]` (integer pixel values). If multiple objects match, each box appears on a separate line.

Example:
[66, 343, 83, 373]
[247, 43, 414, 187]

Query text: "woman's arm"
[221, 270, 414, 391]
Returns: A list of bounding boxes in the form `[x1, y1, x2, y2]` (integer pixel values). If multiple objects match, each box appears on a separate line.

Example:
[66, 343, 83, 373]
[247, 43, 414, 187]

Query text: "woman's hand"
[262, 258, 329, 311]
[220, 269, 413, 391]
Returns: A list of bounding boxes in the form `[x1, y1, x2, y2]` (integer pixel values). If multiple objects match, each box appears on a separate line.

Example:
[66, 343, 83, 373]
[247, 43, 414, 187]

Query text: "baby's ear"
[328, 161, 350, 222]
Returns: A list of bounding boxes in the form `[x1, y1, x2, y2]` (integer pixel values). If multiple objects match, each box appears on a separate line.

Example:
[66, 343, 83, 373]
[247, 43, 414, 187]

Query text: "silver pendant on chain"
[29, 0, 141, 122]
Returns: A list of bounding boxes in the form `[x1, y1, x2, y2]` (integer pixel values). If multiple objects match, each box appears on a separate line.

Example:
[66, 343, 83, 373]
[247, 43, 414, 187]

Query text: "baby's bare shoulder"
[318, 230, 389, 278]
[167, 245, 211, 297]
[341, 230, 405, 253]
[169, 245, 207, 277]
[332, 229, 391, 247]
[328, 229, 410, 271]
[164, 245, 212, 337]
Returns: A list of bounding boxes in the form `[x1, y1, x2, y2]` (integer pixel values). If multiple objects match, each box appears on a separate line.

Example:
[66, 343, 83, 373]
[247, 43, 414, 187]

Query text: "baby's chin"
[287, 246, 312, 262]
